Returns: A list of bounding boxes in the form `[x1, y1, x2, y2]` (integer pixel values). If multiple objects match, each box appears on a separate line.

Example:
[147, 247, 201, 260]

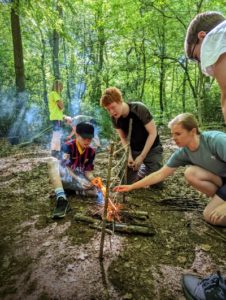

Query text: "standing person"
[48, 122, 97, 219]
[114, 113, 226, 227]
[184, 11, 226, 122]
[48, 80, 64, 159]
[100, 87, 163, 184]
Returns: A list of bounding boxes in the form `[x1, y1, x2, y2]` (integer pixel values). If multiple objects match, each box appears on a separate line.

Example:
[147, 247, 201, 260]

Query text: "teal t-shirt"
[166, 131, 226, 177]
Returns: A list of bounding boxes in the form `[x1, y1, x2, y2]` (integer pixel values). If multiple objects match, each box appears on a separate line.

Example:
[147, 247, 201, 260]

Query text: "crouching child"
[48, 122, 97, 219]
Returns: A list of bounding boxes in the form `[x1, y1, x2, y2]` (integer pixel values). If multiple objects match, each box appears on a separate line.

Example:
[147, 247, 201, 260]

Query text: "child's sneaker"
[52, 197, 71, 219]
[182, 271, 226, 300]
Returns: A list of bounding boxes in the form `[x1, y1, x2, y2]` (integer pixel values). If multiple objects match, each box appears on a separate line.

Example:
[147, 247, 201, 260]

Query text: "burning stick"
[91, 177, 123, 222]
[99, 142, 114, 259]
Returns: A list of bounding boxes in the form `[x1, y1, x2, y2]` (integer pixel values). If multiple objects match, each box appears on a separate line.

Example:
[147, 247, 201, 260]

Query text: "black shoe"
[52, 197, 70, 219]
[51, 150, 62, 160]
[182, 272, 226, 300]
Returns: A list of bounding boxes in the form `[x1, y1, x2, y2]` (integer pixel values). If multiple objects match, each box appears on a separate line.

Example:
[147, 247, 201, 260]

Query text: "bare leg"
[51, 131, 62, 152]
[184, 166, 226, 226]
[184, 166, 222, 197]
[48, 157, 64, 190]
[203, 195, 226, 226]
[48, 157, 69, 219]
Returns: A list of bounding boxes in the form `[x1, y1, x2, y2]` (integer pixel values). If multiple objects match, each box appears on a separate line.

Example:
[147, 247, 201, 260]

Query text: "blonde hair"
[184, 11, 225, 58]
[168, 113, 200, 134]
[52, 80, 63, 93]
[100, 87, 123, 107]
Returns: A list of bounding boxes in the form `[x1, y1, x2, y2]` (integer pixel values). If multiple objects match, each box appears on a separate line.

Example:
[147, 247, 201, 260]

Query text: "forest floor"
[0, 128, 226, 300]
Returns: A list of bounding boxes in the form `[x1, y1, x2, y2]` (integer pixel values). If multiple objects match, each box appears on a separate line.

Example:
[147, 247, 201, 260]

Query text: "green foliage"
[0, 0, 226, 139]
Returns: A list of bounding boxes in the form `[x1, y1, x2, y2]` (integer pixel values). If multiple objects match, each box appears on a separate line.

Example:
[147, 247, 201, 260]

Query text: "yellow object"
[48, 91, 63, 120]
[76, 140, 86, 155]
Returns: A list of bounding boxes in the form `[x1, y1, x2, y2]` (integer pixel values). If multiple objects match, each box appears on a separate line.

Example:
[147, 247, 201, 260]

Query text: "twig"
[89, 224, 112, 235]
[111, 150, 127, 173]
[201, 219, 226, 242]
[205, 232, 226, 243]
[123, 118, 133, 202]
[18, 126, 52, 148]
[99, 142, 114, 259]
[113, 144, 127, 156]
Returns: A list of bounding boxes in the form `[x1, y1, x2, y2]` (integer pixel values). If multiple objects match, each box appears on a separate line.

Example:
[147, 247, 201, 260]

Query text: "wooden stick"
[113, 144, 127, 156]
[99, 142, 114, 260]
[89, 224, 112, 235]
[74, 213, 155, 236]
[74, 213, 97, 224]
[106, 223, 155, 236]
[18, 125, 52, 148]
[123, 118, 133, 202]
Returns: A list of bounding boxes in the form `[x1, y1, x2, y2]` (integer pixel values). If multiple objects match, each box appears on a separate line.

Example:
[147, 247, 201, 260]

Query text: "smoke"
[0, 89, 17, 138]
[69, 82, 86, 116]
[0, 89, 46, 144]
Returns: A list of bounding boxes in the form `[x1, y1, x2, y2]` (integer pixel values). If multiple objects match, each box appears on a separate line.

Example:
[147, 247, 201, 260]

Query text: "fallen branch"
[121, 210, 149, 220]
[106, 223, 155, 236]
[89, 224, 112, 235]
[18, 126, 52, 148]
[74, 213, 97, 224]
[74, 213, 155, 236]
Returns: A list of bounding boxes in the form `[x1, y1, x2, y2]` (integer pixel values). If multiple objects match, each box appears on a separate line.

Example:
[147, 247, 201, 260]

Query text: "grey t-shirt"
[166, 131, 226, 177]
[72, 115, 93, 126]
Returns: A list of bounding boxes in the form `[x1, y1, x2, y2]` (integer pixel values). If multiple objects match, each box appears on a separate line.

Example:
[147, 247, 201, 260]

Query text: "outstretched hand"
[113, 185, 132, 193]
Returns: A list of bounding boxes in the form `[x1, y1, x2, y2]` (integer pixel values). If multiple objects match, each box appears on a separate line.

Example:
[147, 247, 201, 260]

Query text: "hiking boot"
[182, 272, 226, 300]
[52, 197, 71, 219]
[51, 150, 62, 160]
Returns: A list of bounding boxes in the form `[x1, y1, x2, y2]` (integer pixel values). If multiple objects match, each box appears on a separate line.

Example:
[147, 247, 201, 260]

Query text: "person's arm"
[133, 120, 157, 170]
[213, 53, 226, 123]
[57, 99, 64, 110]
[66, 127, 76, 140]
[114, 165, 176, 192]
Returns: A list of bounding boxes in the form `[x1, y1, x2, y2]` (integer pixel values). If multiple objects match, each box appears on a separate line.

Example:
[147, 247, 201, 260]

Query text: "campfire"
[91, 177, 123, 222]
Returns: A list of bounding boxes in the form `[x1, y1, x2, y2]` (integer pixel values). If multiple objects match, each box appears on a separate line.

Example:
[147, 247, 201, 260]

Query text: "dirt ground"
[0, 131, 226, 300]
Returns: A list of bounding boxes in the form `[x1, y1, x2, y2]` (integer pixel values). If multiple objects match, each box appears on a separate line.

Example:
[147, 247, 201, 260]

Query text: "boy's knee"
[184, 166, 196, 183]
[48, 157, 58, 166]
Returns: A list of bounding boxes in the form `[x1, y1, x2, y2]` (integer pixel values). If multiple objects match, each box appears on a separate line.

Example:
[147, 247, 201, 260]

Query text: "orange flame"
[91, 177, 106, 197]
[91, 177, 123, 222]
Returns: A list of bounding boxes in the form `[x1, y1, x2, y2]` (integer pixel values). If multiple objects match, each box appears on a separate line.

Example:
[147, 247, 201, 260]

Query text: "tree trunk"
[52, 29, 60, 79]
[140, 35, 147, 101]
[10, 0, 25, 94]
[39, 28, 48, 110]
[63, 38, 71, 112]
[52, 3, 62, 80]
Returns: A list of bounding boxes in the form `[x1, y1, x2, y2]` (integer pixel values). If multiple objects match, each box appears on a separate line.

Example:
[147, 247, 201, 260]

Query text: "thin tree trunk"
[39, 28, 48, 109]
[10, 0, 25, 94]
[140, 35, 147, 100]
[52, 3, 62, 80]
[63, 38, 71, 112]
